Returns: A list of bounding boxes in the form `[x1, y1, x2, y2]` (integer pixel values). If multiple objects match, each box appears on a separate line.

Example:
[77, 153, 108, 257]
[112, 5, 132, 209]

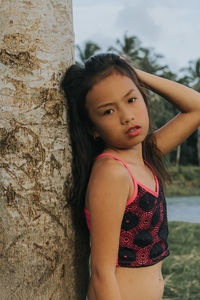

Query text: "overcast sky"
[73, 0, 200, 73]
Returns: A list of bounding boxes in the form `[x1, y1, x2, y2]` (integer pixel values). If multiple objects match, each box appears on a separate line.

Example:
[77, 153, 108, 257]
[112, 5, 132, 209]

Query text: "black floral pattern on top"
[121, 212, 139, 230]
[139, 193, 155, 212]
[118, 184, 170, 267]
[134, 230, 153, 248]
[150, 242, 163, 259]
[151, 206, 160, 227]
[158, 219, 169, 240]
[118, 248, 136, 262]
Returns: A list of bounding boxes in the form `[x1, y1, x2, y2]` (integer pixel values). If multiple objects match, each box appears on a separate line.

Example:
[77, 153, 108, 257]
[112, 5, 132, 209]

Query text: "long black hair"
[60, 53, 170, 229]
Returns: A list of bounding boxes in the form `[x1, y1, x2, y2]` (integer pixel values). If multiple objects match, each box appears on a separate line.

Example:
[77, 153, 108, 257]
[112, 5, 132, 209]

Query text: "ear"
[87, 125, 100, 138]
[92, 130, 101, 139]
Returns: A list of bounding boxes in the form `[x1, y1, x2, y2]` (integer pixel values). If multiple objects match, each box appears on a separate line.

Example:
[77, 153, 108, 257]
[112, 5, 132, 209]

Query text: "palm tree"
[181, 59, 200, 90]
[0, 1, 89, 299]
[174, 73, 197, 166]
[76, 40, 101, 63]
[138, 47, 168, 75]
[181, 59, 200, 165]
[108, 33, 141, 65]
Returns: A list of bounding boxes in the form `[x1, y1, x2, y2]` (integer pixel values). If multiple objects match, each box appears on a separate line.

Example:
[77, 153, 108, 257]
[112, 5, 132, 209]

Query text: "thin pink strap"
[95, 153, 138, 204]
[96, 153, 135, 180]
[96, 154, 158, 187]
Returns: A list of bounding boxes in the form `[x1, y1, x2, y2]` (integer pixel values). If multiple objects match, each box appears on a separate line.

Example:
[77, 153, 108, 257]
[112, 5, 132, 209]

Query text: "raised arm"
[135, 68, 200, 155]
[86, 157, 131, 300]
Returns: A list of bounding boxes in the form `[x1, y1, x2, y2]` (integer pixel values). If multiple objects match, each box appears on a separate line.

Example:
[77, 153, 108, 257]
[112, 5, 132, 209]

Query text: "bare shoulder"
[86, 156, 131, 211]
[90, 155, 130, 183]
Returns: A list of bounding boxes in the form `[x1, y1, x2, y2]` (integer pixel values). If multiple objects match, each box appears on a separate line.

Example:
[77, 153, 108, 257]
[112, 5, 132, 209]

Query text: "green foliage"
[163, 222, 200, 299]
[138, 47, 168, 74]
[107, 33, 141, 65]
[76, 40, 101, 63]
[149, 96, 178, 130]
[166, 165, 200, 196]
[180, 59, 200, 92]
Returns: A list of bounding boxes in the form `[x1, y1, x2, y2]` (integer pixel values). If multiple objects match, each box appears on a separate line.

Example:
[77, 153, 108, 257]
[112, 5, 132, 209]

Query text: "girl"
[61, 53, 200, 300]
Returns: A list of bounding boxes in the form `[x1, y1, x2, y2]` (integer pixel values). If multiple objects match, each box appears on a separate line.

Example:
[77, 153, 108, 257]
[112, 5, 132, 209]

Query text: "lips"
[126, 125, 141, 134]
[126, 125, 141, 137]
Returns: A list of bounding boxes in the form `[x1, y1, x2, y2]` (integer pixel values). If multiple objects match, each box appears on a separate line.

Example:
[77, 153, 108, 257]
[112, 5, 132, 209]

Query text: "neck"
[104, 143, 145, 166]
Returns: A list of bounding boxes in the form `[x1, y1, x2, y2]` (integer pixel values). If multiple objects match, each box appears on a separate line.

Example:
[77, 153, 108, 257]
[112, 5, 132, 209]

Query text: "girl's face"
[85, 72, 149, 150]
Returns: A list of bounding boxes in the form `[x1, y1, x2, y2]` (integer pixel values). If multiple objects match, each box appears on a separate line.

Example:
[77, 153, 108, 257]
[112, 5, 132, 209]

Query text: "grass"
[166, 165, 200, 196]
[162, 221, 200, 299]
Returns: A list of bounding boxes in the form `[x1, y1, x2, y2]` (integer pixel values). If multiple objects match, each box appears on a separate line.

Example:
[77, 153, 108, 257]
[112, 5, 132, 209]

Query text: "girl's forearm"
[92, 274, 122, 300]
[135, 68, 200, 114]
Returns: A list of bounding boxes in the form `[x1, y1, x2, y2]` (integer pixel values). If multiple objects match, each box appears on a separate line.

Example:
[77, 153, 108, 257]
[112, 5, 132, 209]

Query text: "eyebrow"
[97, 88, 135, 109]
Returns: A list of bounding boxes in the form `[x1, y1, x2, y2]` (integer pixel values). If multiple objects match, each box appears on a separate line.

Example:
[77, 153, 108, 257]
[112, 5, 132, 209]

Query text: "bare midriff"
[87, 261, 164, 300]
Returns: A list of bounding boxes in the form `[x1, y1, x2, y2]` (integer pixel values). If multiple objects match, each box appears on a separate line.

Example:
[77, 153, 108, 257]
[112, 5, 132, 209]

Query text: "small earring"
[93, 135, 100, 141]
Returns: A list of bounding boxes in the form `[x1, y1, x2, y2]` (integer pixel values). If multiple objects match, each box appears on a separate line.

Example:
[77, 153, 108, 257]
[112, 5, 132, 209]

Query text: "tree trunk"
[198, 126, 200, 165]
[0, 1, 89, 299]
[176, 144, 181, 167]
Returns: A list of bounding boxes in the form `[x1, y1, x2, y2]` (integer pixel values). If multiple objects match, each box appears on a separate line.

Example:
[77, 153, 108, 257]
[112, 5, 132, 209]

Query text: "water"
[166, 195, 200, 223]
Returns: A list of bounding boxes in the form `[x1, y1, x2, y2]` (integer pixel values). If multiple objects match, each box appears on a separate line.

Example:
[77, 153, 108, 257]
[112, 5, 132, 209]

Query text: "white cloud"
[73, 4, 122, 44]
[149, 6, 200, 71]
[115, 2, 161, 43]
[73, 0, 123, 7]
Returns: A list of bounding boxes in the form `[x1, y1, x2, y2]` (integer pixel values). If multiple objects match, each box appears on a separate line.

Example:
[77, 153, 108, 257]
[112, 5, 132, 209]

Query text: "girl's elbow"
[91, 264, 116, 282]
[195, 110, 200, 126]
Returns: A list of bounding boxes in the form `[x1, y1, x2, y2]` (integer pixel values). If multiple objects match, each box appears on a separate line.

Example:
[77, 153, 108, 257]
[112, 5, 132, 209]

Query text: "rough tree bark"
[0, 0, 89, 299]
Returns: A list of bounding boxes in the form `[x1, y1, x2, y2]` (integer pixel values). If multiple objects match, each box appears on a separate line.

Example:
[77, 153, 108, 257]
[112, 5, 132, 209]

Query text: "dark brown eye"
[128, 97, 136, 103]
[104, 109, 114, 115]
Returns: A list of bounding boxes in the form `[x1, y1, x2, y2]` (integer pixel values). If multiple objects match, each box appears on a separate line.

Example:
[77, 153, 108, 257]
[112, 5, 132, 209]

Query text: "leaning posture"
[61, 53, 200, 300]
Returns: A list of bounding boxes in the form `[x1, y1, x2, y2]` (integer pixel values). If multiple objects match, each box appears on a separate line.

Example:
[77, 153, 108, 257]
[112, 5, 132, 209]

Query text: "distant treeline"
[75, 33, 200, 166]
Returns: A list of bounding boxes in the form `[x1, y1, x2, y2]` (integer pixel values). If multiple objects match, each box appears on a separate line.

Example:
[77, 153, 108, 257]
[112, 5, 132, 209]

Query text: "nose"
[120, 108, 134, 124]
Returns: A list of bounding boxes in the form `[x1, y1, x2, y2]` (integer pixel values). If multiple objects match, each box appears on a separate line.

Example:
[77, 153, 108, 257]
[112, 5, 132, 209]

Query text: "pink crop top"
[84, 153, 170, 268]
